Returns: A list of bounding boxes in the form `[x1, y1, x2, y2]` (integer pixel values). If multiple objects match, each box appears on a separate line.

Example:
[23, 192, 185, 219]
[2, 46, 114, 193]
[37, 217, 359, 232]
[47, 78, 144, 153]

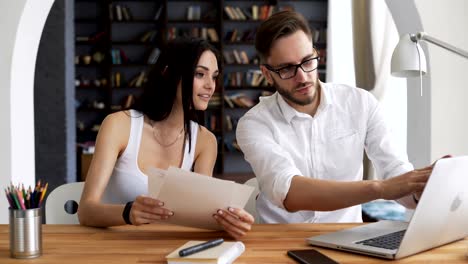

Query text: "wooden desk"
[0, 224, 466, 263]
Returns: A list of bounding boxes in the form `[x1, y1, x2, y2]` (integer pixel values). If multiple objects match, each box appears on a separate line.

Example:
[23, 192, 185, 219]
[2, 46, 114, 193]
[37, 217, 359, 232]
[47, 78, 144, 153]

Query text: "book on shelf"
[76, 36, 89, 42]
[207, 28, 219, 42]
[311, 27, 327, 44]
[259, 5, 275, 20]
[140, 29, 158, 43]
[191, 27, 200, 38]
[108, 3, 114, 21]
[230, 29, 238, 42]
[249, 70, 266, 87]
[252, 5, 259, 20]
[232, 50, 242, 64]
[239, 51, 249, 64]
[224, 6, 249, 21]
[166, 240, 245, 264]
[111, 49, 121, 64]
[226, 93, 255, 108]
[147, 47, 161, 64]
[121, 5, 133, 21]
[187, 5, 201, 20]
[112, 4, 133, 21]
[223, 51, 234, 64]
[115, 72, 121, 88]
[115, 4, 123, 21]
[224, 70, 267, 88]
[224, 6, 236, 20]
[203, 113, 219, 131]
[223, 50, 249, 64]
[76, 31, 106, 43]
[167, 27, 218, 42]
[267, 5, 275, 19]
[317, 48, 327, 65]
[225, 115, 233, 131]
[119, 49, 129, 63]
[234, 95, 255, 108]
[224, 29, 257, 43]
[224, 95, 234, 108]
[153, 4, 163, 20]
[234, 7, 246, 20]
[210, 115, 217, 131]
[122, 94, 135, 109]
[242, 7, 253, 20]
[201, 27, 208, 40]
[128, 71, 147, 88]
[246, 29, 256, 42]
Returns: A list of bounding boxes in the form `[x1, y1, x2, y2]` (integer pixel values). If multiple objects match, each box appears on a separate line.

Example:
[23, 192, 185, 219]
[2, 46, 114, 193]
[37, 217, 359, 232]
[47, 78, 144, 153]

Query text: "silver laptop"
[307, 156, 468, 259]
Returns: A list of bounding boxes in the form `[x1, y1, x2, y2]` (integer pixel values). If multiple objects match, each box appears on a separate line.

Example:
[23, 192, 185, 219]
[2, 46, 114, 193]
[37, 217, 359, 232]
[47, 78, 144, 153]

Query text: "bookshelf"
[220, 0, 328, 174]
[74, 0, 328, 178]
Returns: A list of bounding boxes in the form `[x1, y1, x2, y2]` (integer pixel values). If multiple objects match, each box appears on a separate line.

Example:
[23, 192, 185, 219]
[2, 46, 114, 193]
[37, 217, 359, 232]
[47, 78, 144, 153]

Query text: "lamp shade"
[391, 34, 427, 77]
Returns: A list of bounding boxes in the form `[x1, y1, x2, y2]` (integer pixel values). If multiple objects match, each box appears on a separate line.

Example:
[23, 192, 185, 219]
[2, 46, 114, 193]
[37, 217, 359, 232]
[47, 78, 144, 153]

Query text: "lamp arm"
[410, 32, 468, 59]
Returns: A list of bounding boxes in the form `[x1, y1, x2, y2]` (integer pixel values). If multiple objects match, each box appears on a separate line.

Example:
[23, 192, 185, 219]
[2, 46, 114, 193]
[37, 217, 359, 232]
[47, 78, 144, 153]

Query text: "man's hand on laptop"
[378, 166, 433, 201]
[411, 155, 454, 202]
[434, 155, 452, 165]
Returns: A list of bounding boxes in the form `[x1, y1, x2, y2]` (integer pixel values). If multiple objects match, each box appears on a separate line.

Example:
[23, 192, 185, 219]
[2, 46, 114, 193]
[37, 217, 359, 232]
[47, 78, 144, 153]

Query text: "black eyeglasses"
[263, 56, 320, 80]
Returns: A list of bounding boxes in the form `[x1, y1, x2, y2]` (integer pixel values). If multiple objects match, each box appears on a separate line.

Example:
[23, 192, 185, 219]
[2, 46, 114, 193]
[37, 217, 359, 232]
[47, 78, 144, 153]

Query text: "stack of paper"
[147, 167, 254, 230]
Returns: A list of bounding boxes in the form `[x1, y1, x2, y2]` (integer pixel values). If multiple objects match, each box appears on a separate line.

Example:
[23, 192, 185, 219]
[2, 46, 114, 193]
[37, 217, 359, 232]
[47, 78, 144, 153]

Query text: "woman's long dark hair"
[132, 38, 221, 153]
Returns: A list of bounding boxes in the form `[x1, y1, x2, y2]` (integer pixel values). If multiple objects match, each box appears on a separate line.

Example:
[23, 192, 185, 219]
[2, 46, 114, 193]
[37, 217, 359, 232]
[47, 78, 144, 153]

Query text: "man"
[236, 11, 433, 223]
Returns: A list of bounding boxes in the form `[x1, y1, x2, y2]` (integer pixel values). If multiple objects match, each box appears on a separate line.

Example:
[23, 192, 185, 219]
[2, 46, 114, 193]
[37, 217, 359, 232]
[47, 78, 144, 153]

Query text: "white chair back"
[244, 177, 260, 223]
[45, 182, 84, 224]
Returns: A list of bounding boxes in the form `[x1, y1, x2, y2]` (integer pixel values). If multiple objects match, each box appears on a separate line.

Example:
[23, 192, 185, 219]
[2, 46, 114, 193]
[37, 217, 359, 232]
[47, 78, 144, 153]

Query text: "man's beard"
[272, 79, 317, 106]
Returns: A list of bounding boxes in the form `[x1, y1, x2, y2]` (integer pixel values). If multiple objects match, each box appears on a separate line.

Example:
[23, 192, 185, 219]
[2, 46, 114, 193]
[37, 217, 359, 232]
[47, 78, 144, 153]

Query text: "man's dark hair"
[255, 11, 312, 63]
[132, 38, 221, 152]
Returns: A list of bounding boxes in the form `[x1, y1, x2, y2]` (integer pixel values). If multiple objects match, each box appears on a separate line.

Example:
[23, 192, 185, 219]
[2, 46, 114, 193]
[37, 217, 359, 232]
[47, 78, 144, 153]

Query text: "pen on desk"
[178, 238, 224, 257]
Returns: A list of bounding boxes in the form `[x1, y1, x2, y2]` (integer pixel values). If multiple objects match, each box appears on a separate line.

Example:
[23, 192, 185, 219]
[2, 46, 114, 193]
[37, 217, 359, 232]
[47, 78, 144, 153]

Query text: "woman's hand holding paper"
[130, 195, 174, 225]
[213, 207, 254, 240]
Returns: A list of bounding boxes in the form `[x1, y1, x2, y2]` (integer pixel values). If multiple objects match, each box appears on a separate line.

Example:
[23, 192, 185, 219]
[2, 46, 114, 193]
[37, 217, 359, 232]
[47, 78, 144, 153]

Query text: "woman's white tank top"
[104, 110, 198, 203]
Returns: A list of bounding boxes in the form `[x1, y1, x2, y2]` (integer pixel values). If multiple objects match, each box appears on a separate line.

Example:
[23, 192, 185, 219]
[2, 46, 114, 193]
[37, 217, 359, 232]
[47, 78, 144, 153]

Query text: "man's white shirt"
[236, 82, 413, 223]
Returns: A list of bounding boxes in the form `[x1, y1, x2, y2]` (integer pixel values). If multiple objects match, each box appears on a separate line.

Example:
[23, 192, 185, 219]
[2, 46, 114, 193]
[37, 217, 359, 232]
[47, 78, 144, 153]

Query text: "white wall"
[0, 0, 54, 223]
[326, 0, 356, 85]
[415, 0, 468, 160]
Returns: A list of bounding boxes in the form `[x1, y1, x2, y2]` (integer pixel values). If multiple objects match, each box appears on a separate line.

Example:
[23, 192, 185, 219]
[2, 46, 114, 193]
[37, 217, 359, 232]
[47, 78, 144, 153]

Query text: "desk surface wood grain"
[0, 224, 466, 263]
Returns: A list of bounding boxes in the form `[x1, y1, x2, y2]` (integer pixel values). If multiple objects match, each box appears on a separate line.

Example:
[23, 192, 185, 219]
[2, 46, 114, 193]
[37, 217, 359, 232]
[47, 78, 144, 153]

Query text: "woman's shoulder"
[104, 110, 143, 124]
[98, 111, 134, 150]
[99, 111, 138, 138]
[195, 123, 217, 146]
[102, 110, 131, 126]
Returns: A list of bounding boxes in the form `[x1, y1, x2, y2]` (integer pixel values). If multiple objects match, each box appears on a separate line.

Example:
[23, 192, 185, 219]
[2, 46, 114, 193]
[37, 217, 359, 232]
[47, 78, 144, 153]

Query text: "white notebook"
[166, 241, 245, 264]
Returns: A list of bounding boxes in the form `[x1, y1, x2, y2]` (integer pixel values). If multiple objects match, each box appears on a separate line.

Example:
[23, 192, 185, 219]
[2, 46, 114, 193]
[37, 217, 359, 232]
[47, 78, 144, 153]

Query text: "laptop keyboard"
[356, 230, 406, 250]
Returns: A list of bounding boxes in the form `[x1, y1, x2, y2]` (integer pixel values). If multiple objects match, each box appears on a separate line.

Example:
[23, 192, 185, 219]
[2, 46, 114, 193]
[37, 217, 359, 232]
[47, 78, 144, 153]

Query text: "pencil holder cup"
[9, 208, 42, 258]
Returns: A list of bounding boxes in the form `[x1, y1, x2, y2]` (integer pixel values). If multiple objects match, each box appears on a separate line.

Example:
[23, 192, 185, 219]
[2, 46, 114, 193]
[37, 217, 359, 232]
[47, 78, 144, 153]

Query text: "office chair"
[244, 177, 260, 223]
[45, 182, 84, 224]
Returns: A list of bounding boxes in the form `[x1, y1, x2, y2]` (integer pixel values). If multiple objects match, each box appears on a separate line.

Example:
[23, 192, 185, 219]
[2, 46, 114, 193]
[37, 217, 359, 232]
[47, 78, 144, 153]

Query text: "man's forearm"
[283, 176, 382, 212]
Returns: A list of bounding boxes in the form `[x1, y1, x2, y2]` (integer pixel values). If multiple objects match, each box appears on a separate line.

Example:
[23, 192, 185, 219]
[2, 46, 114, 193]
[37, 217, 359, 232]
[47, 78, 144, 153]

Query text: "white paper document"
[147, 167, 254, 230]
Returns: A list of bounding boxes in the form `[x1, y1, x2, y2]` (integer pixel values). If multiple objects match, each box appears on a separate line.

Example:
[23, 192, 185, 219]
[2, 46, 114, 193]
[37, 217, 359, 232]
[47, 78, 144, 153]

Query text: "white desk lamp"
[391, 32, 468, 95]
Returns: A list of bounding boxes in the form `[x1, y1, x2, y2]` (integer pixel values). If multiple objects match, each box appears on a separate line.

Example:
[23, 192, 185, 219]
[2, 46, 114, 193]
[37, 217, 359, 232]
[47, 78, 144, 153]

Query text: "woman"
[78, 39, 254, 239]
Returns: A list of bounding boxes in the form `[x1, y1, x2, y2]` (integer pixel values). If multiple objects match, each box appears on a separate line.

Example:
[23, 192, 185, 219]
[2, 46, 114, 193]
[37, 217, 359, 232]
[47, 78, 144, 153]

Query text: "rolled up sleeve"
[236, 114, 301, 209]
